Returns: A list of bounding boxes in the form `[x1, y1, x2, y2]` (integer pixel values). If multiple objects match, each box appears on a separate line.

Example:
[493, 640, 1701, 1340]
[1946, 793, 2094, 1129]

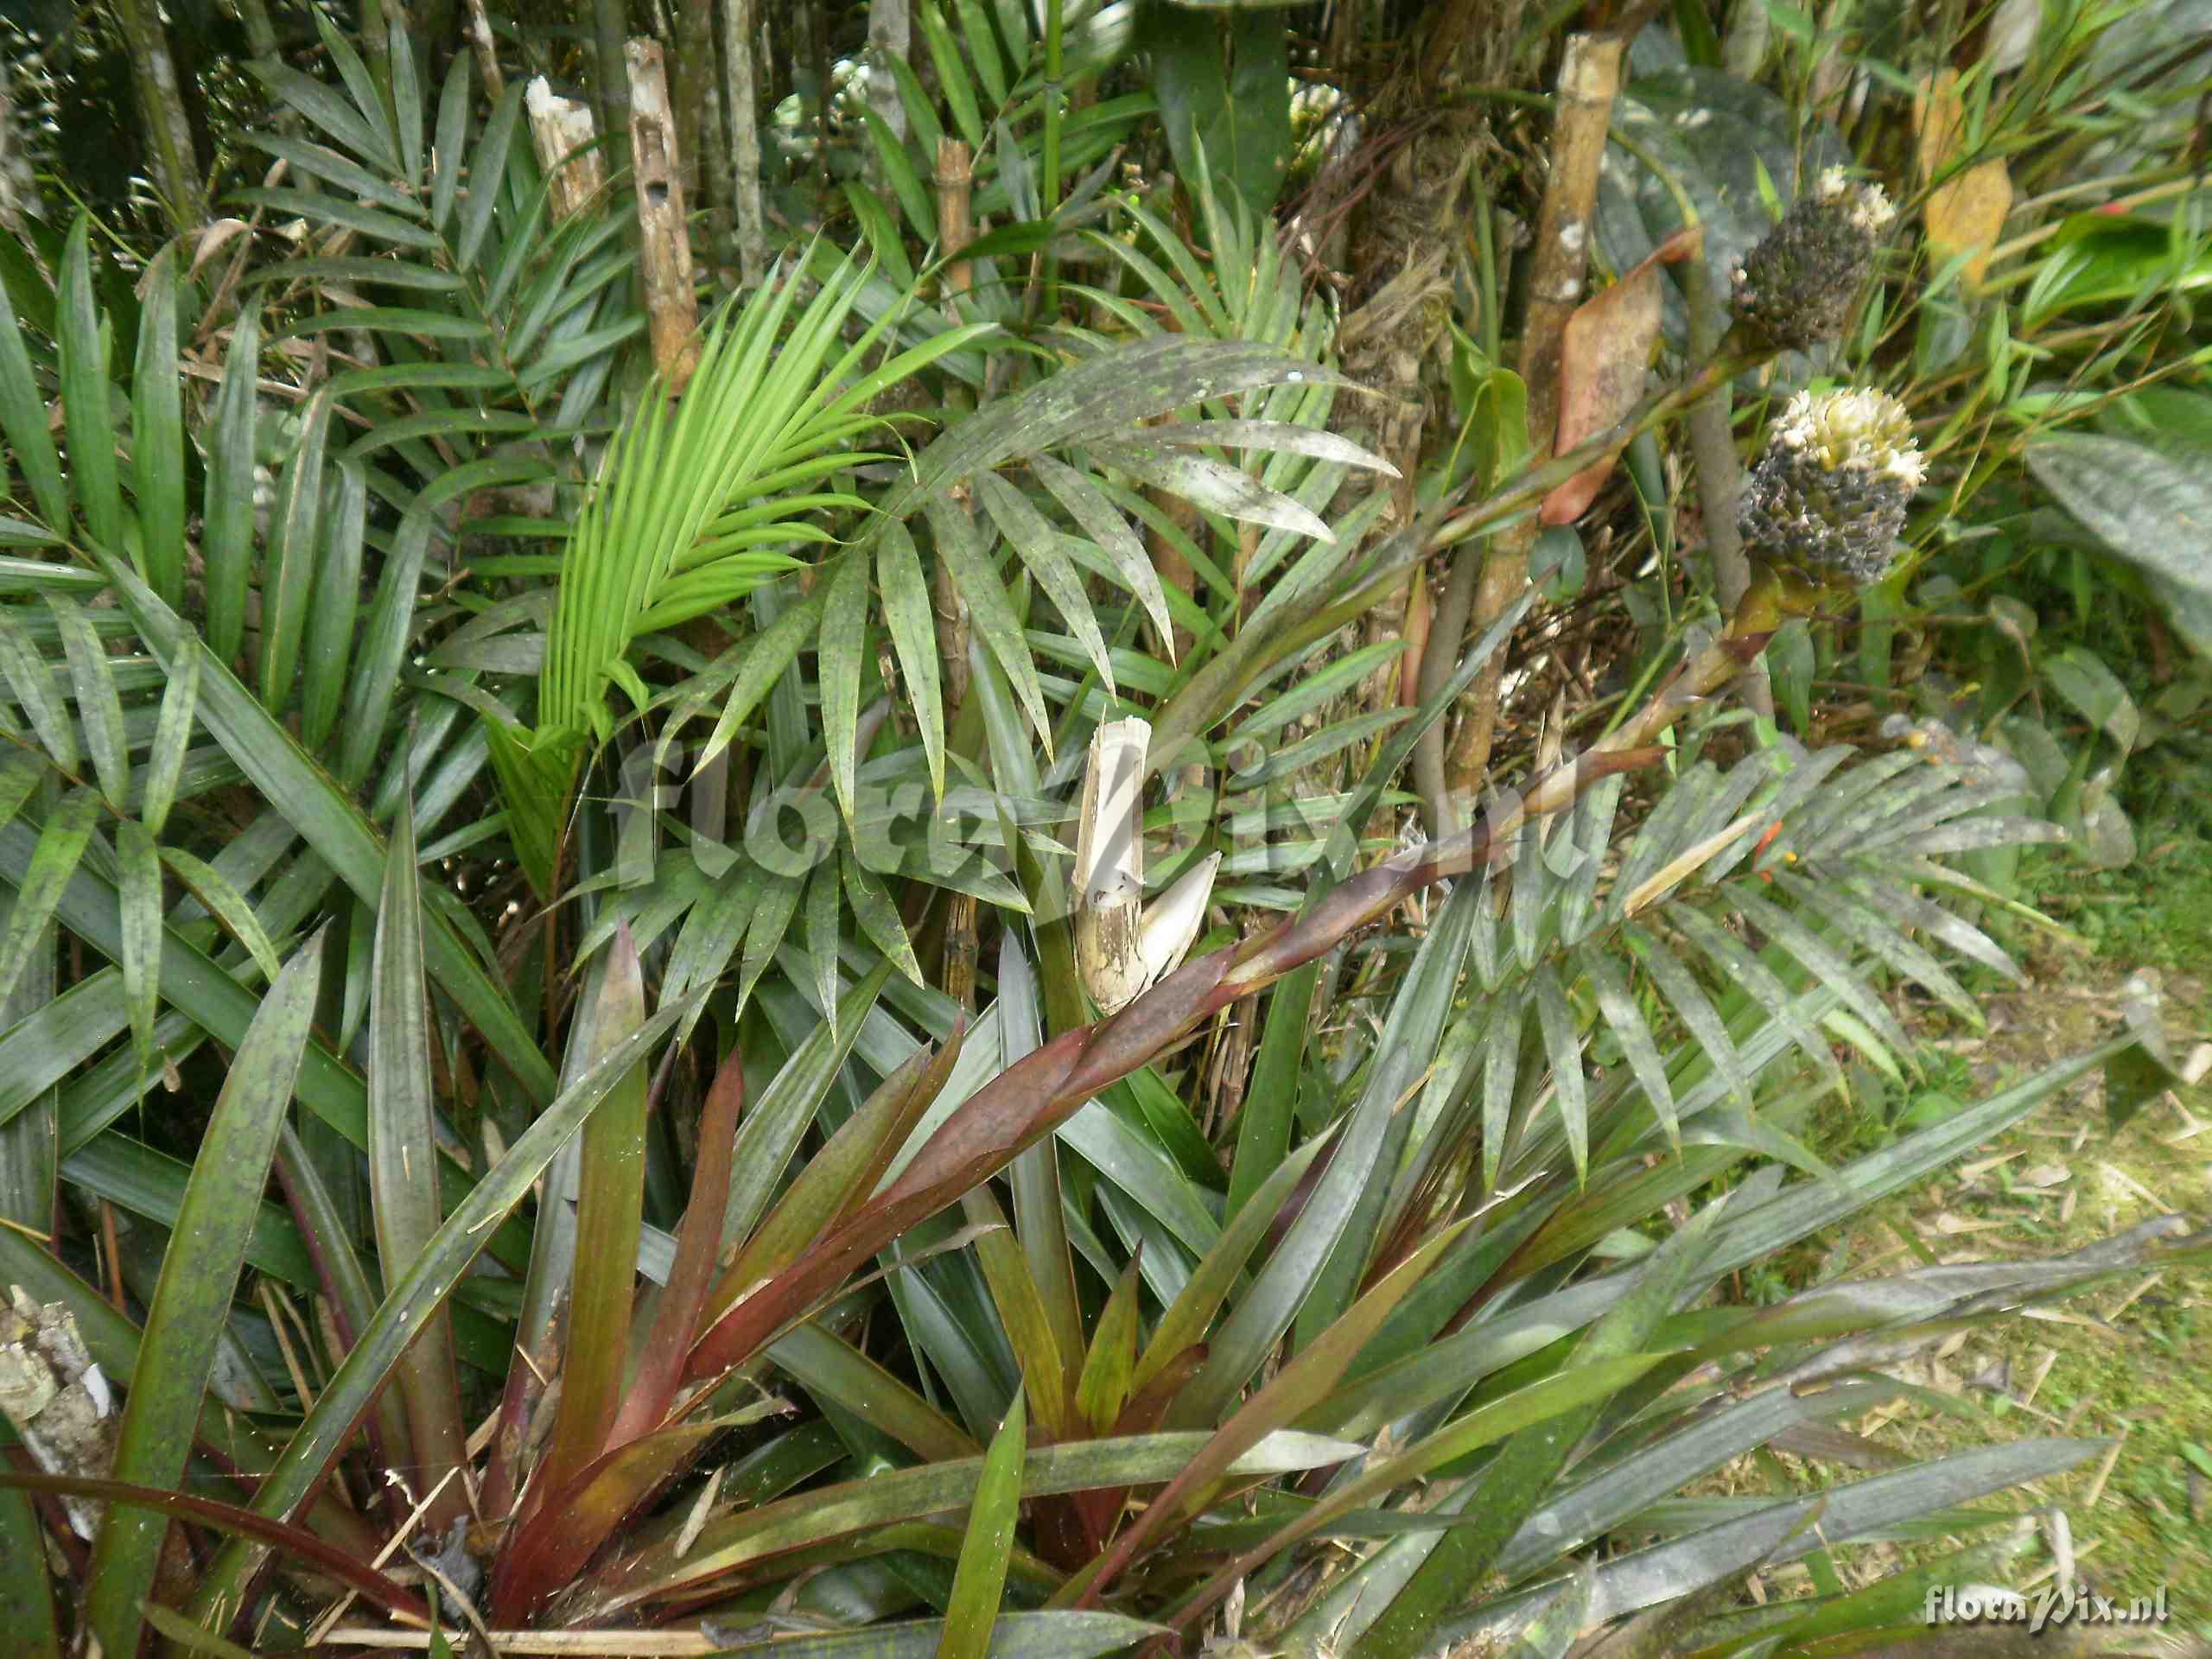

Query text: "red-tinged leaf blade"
[532, 925, 651, 1510]
[594, 1429, 1359, 1612]
[719, 1021, 961, 1313]
[185, 989, 697, 1631]
[612, 1046, 748, 1448]
[1077, 1222, 1469, 1605]
[487, 1424, 724, 1625]
[1, 1471, 425, 1624]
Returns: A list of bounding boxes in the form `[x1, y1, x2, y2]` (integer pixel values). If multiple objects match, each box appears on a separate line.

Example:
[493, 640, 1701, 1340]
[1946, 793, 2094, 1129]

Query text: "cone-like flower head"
[1731, 168, 1896, 348]
[1738, 387, 1924, 588]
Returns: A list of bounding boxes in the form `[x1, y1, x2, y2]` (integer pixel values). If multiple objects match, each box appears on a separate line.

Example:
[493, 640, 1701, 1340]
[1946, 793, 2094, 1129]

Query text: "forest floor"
[1743, 830, 2212, 1650]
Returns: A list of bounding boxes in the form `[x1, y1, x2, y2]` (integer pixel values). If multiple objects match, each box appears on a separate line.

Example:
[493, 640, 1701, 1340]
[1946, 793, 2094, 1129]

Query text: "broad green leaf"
[1578, 945, 1677, 1151]
[300, 461, 368, 753]
[0, 1469, 60, 1658]
[1093, 437, 1332, 543]
[2026, 433, 2212, 655]
[926, 496, 1052, 751]
[137, 645, 197, 839]
[1629, 922, 1753, 1107]
[99, 551, 559, 1105]
[0, 593, 78, 781]
[804, 858, 844, 1036]
[1138, 1132, 1327, 1395]
[843, 849, 924, 985]
[1353, 1196, 1729, 1659]
[820, 550, 871, 826]
[458, 85, 529, 270]
[773, 1323, 981, 1465]
[1074, 1258, 1143, 1434]
[1531, 962, 1587, 1183]
[976, 472, 1115, 693]
[1028, 452, 1173, 649]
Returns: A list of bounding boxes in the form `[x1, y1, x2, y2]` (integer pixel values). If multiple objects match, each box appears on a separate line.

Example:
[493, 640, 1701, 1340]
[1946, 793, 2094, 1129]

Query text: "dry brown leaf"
[1930, 1211, 2008, 1235]
[2019, 1162, 2072, 1187]
[2181, 1041, 2212, 1086]
[1916, 69, 2013, 290]
[1541, 226, 1700, 525]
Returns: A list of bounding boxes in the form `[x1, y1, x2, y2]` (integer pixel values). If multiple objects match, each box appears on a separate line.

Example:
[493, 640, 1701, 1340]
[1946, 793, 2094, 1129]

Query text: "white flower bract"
[1773, 388, 1926, 489]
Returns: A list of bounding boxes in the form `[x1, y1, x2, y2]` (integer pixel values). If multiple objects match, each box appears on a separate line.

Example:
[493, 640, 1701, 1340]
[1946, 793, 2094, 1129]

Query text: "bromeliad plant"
[1, 651, 2201, 1654]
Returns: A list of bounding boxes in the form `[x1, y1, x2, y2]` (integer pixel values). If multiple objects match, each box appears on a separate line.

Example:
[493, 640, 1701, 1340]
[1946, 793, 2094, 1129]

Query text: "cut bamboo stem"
[525, 79, 606, 224]
[626, 39, 701, 391]
[1416, 32, 1624, 829]
[936, 137, 976, 302]
[722, 0, 767, 287]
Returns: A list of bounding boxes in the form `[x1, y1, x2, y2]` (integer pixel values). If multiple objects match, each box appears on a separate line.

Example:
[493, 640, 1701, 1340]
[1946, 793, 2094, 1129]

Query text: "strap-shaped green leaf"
[366, 790, 472, 1533]
[939, 1387, 1027, 1659]
[1578, 944, 1677, 1152]
[0, 267, 66, 529]
[129, 248, 184, 607]
[256, 388, 332, 715]
[113, 821, 161, 1073]
[1667, 905, 1842, 1085]
[101, 550, 559, 1104]
[47, 595, 128, 807]
[0, 791, 98, 1008]
[157, 846, 283, 984]
[56, 221, 121, 556]
[1530, 962, 1588, 1184]
[975, 471, 1116, 694]
[877, 519, 947, 799]
[927, 494, 1052, 750]
[84, 931, 322, 1659]
[1627, 921, 1752, 1108]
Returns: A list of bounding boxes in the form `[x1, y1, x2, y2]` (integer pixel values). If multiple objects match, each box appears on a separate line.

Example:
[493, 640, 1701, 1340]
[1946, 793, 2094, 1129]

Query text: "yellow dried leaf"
[1916, 69, 2013, 290]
